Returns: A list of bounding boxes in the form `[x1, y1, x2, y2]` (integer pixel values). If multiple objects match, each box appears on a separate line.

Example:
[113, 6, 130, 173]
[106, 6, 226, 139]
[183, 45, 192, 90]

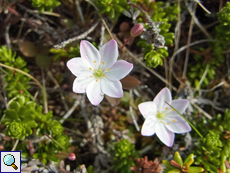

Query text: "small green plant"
[188, 3, 229, 88]
[86, 165, 95, 173]
[137, 43, 168, 68]
[95, 0, 128, 19]
[137, 1, 178, 68]
[194, 110, 230, 173]
[29, 0, 61, 12]
[1, 96, 65, 138]
[163, 151, 204, 173]
[0, 47, 70, 164]
[151, 2, 178, 46]
[188, 50, 216, 88]
[50, 44, 80, 61]
[0, 46, 31, 98]
[2, 96, 38, 140]
[110, 139, 138, 173]
[33, 139, 67, 165]
[215, 2, 230, 43]
[1, 96, 70, 164]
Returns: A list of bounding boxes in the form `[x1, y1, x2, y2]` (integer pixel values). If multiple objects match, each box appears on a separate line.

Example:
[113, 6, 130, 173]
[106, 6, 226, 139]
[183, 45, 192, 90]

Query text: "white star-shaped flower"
[67, 39, 133, 105]
[138, 87, 191, 147]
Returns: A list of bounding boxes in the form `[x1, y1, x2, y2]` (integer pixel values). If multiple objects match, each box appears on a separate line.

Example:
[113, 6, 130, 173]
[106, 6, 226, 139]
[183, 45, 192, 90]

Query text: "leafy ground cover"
[0, 0, 230, 173]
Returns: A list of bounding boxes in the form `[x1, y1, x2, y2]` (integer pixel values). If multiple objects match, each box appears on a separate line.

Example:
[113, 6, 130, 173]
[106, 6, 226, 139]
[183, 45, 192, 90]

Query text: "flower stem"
[11, 139, 19, 151]
[120, 36, 131, 50]
[195, 0, 211, 14]
[165, 101, 203, 139]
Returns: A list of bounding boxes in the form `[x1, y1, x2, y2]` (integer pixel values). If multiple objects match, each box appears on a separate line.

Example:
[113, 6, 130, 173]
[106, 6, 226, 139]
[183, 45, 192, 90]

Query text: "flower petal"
[73, 76, 94, 93]
[167, 99, 189, 116]
[67, 58, 92, 76]
[86, 80, 104, 105]
[153, 87, 172, 111]
[141, 119, 157, 136]
[164, 116, 191, 133]
[99, 39, 118, 69]
[105, 60, 133, 81]
[101, 79, 123, 98]
[138, 101, 157, 119]
[156, 122, 175, 147]
[80, 40, 101, 68]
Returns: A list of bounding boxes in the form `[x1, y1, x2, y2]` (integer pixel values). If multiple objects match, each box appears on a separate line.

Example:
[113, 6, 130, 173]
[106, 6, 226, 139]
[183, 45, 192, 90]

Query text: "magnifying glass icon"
[3, 154, 18, 170]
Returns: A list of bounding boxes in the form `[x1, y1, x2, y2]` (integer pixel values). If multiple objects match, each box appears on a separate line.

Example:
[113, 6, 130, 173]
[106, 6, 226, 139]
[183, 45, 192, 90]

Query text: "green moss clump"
[30, 0, 61, 12]
[95, 0, 128, 19]
[110, 139, 138, 173]
[194, 110, 230, 173]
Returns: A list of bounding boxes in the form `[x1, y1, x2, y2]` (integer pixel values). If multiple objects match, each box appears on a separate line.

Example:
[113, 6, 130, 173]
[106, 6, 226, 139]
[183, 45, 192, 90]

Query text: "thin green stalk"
[11, 139, 19, 151]
[45, 134, 65, 150]
[165, 101, 204, 139]
[195, 0, 211, 14]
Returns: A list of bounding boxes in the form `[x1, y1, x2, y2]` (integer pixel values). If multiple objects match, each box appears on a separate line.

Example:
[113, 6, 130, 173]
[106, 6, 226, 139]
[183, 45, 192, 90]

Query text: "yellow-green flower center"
[93, 69, 104, 79]
[156, 112, 165, 120]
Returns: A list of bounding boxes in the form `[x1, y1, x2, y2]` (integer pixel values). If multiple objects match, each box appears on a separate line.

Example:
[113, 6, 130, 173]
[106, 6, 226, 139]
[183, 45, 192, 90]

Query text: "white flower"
[138, 87, 191, 147]
[67, 39, 133, 105]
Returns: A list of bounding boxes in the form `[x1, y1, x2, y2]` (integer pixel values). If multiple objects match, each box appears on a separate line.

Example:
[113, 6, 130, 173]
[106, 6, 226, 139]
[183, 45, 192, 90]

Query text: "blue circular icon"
[3, 154, 18, 170]
[3, 154, 15, 166]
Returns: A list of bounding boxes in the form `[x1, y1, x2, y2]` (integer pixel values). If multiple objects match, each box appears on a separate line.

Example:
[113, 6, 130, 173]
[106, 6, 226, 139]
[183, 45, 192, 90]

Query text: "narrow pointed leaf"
[187, 166, 204, 173]
[174, 152, 183, 166]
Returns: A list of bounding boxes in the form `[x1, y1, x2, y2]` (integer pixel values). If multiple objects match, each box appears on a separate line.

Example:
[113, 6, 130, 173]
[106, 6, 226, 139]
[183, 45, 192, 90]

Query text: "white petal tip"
[164, 140, 174, 147]
[90, 100, 101, 106]
[166, 143, 174, 147]
[141, 133, 153, 136]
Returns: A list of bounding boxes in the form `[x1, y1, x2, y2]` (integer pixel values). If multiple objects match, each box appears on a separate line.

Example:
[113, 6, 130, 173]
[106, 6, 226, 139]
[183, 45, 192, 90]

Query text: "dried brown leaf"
[121, 75, 140, 89]
[19, 41, 38, 58]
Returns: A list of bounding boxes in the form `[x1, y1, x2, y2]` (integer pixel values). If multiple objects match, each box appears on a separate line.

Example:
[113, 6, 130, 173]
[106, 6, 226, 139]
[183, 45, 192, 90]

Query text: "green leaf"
[35, 54, 52, 69]
[9, 102, 21, 112]
[184, 154, 194, 165]
[18, 96, 26, 106]
[5, 109, 18, 119]
[167, 169, 180, 173]
[24, 121, 37, 128]
[162, 160, 176, 169]
[15, 57, 26, 68]
[188, 167, 204, 173]
[174, 152, 183, 166]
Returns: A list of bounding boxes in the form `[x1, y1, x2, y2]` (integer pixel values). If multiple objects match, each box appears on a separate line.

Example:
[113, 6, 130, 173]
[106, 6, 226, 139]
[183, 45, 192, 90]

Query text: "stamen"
[171, 109, 174, 111]
[102, 62, 105, 64]
[90, 76, 93, 78]
[160, 121, 162, 123]
[165, 107, 168, 110]
[157, 111, 160, 113]
[172, 119, 176, 122]
[106, 69, 110, 71]
[166, 123, 169, 125]
[94, 60, 96, 63]
[96, 79, 98, 82]
[104, 76, 107, 78]
[89, 67, 92, 70]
